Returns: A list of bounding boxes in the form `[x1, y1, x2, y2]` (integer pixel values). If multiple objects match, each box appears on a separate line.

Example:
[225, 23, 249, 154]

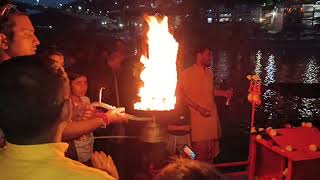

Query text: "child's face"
[70, 76, 87, 97]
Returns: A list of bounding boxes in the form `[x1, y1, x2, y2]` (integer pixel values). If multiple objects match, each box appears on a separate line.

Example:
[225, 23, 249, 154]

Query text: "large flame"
[134, 16, 179, 111]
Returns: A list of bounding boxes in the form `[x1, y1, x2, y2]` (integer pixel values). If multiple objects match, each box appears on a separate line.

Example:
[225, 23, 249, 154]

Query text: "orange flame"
[134, 16, 179, 111]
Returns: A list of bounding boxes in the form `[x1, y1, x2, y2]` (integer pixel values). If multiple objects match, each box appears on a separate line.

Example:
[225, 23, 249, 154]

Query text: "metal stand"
[140, 113, 166, 143]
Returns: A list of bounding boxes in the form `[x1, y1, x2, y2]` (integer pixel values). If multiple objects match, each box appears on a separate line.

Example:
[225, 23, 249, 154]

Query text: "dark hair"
[153, 158, 225, 180]
[194, 44, 212, 55]
[41, 45, 64, 58]
[0, 4, 27, 40]
[65, 65, 87, 81]
[0, 55, 69, 144]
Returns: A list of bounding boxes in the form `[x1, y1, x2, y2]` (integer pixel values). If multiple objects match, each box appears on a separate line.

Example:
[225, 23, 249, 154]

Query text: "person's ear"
[0, 33, 9, 50]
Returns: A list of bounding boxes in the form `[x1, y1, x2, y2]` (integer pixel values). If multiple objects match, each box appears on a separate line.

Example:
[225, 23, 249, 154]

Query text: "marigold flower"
[256, 135, 262, 140]
[269, 129, 277, 136]
[309, 144, 317, 152]
[285, 145, 293, 152]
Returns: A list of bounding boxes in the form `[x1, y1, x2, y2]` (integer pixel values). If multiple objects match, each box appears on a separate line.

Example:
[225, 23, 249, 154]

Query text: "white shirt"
[72, 96, 94, 162]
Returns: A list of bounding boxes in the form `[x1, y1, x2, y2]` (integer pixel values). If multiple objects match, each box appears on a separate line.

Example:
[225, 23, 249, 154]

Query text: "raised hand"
[76, 104, 96, 121]
[106, 107, 129, 124]
[196, 106, 212, 117]
[91, 151, 119, 180]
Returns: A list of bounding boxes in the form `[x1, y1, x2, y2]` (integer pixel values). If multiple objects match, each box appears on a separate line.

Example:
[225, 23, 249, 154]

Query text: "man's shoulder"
[181, 65, 196, 75]
[181, 65, 203, 80]
[0, 155, 115, 180]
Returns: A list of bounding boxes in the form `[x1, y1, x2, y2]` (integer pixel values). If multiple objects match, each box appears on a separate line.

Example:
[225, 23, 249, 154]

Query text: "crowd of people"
[0, 3, 231, 180]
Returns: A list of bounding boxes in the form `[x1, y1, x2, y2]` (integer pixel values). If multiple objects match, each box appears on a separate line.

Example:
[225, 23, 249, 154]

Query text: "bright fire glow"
[134, 16, 179, 111]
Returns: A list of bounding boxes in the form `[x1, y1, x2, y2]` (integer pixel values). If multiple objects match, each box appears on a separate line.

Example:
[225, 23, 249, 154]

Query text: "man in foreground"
[0, 4, 40, 147]
[0, 56, 119, 180]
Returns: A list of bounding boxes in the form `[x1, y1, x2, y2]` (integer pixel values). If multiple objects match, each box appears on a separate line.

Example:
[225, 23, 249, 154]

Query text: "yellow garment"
[179, 64, 221, 142]
[0, 142, 115, 180]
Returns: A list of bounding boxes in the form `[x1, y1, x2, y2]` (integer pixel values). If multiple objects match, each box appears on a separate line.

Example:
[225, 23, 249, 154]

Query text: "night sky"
[15, 0, 73, 7]
[13, 0, 272, 7]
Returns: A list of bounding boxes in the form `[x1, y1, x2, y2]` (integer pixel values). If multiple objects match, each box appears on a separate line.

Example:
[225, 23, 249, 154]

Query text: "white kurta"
[179, 64, 221, 142]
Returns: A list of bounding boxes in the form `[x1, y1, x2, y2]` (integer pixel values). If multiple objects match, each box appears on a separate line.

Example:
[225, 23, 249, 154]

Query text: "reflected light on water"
[263, 54, 277, 120]
[299, 57, 320, 118]
[264, 54, 276, 85]
[254, 50, 262, 76]
[214, 51, 231, 85]
[302, 57, 319, 84]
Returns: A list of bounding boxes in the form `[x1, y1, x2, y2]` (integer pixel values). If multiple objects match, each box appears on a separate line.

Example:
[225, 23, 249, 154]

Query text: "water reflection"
[214, 51, 231, 85]
[299, 57, 320, 118]
[302, 57, 319, 84]
[263, 54, 276, 85]
[263, 54, 277, 120]
[213, 49, 320, 127]
[254, 50, 262, 76]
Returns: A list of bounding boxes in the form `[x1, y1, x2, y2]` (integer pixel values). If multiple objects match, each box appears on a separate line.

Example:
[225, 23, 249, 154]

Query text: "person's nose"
[33, 34, 40, 46]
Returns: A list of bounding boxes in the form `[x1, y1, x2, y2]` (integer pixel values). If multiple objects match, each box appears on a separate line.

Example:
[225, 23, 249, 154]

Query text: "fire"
[134, 16, 179, 111]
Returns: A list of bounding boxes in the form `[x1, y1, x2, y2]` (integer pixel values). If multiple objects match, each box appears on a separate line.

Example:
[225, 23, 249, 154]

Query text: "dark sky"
[15, 0, 73, 7]
[15, 0, 270, 6]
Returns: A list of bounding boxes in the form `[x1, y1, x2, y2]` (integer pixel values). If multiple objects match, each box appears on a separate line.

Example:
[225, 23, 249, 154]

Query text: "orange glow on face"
[134, 16, 179, 111]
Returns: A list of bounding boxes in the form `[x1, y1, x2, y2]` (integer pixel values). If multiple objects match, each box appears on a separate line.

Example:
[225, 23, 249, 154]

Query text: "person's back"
[0, 143, 113, 180]
[0, 56, 115, 180]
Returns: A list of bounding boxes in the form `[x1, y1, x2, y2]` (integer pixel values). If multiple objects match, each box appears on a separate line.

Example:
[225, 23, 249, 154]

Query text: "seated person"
[153, 158, 225, 180]
[0, 55, 120, 180]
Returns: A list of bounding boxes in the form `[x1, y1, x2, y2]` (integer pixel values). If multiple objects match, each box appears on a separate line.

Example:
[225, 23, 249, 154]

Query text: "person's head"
[43, 46, 64, 67]
[105, 38, 127, 70]
[108, 50, 126, 70]
[195, 46, 213, 68]
[0, 4, 40, 62]
[113, 38, 126, 53]
[153, 158, 224, 180]
[50, 53, 64, 67]
[66, 69, 88, 97]
[0, 55, 70, 145]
